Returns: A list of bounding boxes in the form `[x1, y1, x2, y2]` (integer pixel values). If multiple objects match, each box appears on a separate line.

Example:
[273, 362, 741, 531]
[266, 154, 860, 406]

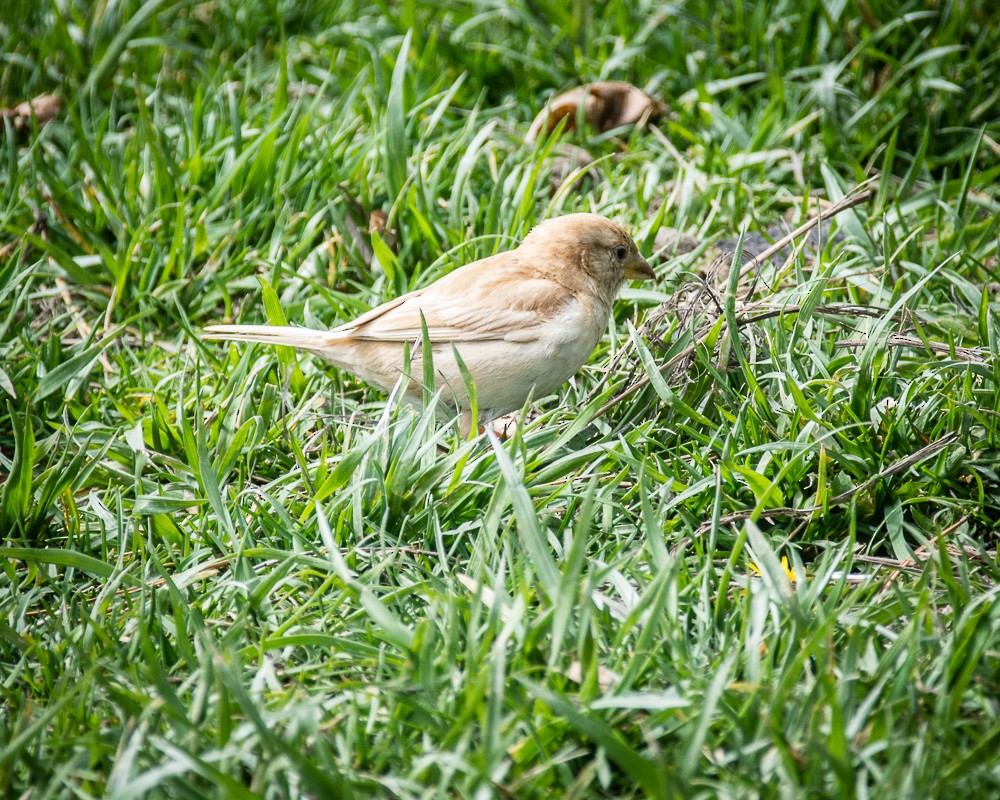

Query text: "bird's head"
[521, 213, 655, 296]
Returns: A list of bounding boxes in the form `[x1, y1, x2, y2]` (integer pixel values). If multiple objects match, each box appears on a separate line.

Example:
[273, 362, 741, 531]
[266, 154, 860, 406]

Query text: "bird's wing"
[331, 255, 573, 344]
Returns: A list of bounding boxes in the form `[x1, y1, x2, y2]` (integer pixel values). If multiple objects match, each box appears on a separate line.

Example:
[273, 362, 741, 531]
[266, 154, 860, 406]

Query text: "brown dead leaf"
[333, 187, 400, 271]
[1, 94, 62, 133]
[526, 82, 667, 143]
[368, 209, 398, 253]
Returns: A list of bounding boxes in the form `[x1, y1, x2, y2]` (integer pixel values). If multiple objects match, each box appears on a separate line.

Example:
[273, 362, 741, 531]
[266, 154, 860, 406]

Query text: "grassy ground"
[2, 1, 999, 797]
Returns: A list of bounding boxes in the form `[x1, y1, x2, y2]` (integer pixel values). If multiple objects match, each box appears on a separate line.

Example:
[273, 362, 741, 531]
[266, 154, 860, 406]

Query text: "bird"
[204, 213, 655, 434]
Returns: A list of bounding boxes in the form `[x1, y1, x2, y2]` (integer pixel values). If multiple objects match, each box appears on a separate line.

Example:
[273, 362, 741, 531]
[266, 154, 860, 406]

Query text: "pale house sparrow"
[205, 213, 654, 433]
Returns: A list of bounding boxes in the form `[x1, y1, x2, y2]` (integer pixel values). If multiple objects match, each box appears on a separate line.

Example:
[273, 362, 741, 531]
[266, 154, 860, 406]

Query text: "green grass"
[2, 0, 999, 797]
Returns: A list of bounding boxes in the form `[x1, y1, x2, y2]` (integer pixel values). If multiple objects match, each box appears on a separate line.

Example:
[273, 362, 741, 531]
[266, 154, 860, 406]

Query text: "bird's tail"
[203, 324, 341, 351]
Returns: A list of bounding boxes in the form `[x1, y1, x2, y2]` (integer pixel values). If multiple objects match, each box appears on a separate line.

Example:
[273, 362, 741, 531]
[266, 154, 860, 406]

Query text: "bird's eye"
[615, 246, 627, 260]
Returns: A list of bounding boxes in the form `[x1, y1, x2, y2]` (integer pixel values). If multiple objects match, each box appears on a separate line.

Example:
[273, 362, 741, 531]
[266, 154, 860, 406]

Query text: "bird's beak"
[624, 253, 656, 281]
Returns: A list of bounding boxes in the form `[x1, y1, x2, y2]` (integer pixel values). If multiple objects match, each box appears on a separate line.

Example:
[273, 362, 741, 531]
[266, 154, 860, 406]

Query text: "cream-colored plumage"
[204, 213, 654, 432]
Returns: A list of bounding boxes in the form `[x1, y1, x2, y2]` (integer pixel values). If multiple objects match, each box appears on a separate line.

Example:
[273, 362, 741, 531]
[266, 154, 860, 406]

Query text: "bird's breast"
[442, 296, 607, 415]
[368, 294, 612, 420]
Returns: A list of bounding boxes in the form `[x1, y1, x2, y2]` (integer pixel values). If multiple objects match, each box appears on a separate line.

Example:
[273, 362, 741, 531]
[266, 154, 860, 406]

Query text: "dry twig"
[595, 187, 875, 420]
[697, 432, 959, 533]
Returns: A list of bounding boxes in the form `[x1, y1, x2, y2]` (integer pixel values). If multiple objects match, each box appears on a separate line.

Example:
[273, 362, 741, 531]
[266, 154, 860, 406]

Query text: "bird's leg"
[490, 415, 518, 439]
[457, 410, 517, 440]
